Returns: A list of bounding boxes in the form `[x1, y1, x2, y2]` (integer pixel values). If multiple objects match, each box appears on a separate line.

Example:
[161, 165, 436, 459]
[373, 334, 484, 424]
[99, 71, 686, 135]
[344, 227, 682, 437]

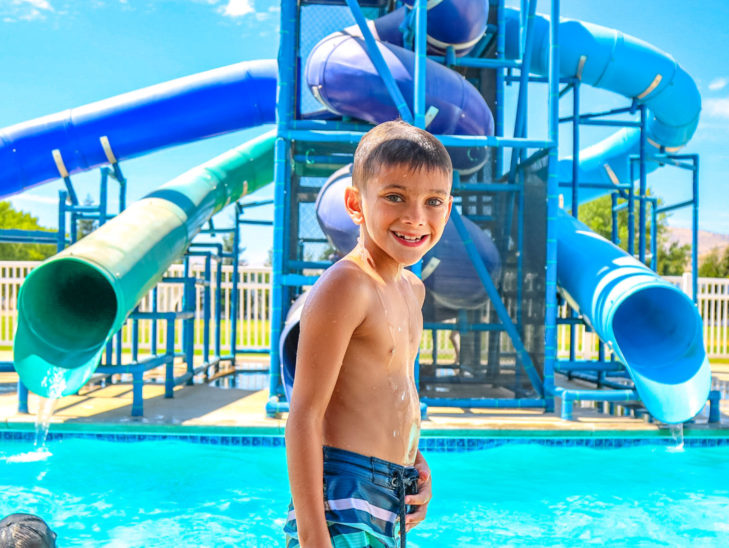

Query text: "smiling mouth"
[392, 231, 428, 246]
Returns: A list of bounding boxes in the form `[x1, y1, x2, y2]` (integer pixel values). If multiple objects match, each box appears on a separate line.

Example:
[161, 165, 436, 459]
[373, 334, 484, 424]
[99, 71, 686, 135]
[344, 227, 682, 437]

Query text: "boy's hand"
[404, 455, 432, 532]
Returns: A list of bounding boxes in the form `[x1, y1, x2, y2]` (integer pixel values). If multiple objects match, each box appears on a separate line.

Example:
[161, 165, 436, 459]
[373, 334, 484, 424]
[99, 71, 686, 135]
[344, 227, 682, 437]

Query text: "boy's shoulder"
[298, 258, 382, 335]
[305, 258, 377, 312]
[318, 257, 377, 290]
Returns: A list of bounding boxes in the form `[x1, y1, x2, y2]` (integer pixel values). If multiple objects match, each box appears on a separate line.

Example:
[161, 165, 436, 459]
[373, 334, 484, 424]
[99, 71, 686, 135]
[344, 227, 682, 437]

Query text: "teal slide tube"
[13, 131, 275, 397]
[556, 210, 710, 423]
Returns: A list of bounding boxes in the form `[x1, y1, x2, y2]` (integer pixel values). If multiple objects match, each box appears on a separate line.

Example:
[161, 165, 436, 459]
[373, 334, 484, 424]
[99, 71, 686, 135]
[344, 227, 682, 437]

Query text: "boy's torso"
[321, 258, 423, 466]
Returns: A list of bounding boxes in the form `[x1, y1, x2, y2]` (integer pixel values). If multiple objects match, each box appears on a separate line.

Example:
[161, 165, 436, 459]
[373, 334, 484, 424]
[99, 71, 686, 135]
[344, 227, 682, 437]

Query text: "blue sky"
[1, 0, 728, 264]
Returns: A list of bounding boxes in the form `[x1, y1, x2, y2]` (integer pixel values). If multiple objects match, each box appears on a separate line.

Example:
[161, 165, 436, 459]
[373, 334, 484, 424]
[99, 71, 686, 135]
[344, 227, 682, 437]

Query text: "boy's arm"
[403, 272, 430, 531]
[285, 266, 369, 547]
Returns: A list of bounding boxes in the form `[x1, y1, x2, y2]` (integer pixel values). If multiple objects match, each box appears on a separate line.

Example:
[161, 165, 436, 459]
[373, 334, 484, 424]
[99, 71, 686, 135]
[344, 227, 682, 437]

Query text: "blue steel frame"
[265, 0, 561, 417]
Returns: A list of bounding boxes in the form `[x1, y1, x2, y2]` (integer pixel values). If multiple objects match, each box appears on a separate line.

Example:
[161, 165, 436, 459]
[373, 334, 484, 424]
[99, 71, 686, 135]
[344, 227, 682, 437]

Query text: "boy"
[285, 120, 453, 547]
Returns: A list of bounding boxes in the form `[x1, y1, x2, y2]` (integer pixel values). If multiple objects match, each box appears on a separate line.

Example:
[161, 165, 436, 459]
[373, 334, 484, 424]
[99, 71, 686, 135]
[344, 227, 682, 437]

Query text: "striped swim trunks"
[284, 446, 420, 547]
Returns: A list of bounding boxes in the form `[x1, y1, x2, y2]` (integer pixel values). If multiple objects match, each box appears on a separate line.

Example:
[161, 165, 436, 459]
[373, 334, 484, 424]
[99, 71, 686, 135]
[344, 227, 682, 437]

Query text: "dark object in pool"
[0, 513, 57, 548]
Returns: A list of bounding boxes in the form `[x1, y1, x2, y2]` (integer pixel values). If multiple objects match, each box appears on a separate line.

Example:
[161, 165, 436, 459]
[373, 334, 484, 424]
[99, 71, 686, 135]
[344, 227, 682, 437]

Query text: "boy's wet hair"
[352, 120, 452, 189]
[0, 513, 57, 548]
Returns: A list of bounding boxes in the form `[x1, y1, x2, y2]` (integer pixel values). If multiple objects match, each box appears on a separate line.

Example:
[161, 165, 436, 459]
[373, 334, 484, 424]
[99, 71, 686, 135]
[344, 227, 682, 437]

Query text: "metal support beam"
[450, 208, 544, 397]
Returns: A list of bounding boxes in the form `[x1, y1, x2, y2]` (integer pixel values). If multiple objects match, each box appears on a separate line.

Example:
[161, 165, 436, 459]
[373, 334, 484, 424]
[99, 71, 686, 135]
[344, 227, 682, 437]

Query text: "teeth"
[395, 232, 424, 242]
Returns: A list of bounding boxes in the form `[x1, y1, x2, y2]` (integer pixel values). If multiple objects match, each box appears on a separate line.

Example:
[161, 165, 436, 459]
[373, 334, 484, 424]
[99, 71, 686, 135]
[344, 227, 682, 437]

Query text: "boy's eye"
[384, 194, 404, 203]
[426, 198, 443, 207]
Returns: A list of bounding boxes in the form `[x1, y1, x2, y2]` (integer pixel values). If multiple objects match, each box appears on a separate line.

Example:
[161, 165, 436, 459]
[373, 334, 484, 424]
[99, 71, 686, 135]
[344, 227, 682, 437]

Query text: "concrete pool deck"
[1, 357, 729, 437]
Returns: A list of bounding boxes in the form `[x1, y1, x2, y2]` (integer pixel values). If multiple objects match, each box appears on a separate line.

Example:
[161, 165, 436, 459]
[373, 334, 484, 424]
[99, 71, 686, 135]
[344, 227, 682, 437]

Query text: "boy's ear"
[446, 195, 453, 220]
[344, 185, 364, 225]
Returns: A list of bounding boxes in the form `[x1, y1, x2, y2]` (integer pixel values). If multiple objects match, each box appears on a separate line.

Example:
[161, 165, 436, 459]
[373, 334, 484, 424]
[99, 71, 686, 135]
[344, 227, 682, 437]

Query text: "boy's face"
[346, 163, 453, 267]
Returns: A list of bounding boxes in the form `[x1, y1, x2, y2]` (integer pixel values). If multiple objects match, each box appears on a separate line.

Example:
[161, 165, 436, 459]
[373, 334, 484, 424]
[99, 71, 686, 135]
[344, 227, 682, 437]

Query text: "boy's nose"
[402, 205, 426, 225]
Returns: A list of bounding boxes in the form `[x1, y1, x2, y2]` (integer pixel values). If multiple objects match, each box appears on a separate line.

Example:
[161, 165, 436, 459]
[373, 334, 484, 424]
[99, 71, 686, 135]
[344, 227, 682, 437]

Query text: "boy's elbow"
[285, 408, 323, 443]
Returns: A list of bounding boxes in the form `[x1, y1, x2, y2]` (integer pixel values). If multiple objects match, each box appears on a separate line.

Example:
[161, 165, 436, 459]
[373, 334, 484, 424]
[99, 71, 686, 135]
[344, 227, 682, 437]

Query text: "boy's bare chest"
[356, 283, 422, 362]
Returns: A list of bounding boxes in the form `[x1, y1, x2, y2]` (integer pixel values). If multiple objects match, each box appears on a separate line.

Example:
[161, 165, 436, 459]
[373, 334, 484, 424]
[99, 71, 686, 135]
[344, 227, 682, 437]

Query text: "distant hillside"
[665, 226, 729, 258]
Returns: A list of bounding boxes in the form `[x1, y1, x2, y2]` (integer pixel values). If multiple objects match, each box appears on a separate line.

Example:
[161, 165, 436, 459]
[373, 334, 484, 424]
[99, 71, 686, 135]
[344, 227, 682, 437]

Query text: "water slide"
[284, 1, 710, 422]
[2, 1, 709, 421]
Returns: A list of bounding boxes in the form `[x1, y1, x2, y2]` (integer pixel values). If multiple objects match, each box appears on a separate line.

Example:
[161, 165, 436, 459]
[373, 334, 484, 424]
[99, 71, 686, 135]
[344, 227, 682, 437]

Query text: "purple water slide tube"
[305, 1, 493, 174]
[371, 1, 489, 56]
[0, 60, 276, 197]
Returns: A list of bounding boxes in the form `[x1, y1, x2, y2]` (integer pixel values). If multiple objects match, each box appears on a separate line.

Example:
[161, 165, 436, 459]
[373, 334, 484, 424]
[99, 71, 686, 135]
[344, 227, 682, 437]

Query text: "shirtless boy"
[284, 120, 453, 548]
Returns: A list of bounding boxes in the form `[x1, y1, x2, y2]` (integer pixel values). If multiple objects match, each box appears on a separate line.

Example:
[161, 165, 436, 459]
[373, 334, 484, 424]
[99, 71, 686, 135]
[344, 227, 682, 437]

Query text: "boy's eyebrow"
[382, 184, 450, 196]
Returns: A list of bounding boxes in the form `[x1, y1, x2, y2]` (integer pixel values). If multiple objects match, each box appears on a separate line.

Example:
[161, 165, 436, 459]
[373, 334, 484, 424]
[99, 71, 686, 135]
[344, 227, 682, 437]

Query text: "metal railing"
[1, 262, 728, 360]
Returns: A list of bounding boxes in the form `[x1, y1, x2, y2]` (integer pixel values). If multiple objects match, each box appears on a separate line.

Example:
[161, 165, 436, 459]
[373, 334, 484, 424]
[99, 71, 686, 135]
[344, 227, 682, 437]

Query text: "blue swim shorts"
[284, 446, 419, 547]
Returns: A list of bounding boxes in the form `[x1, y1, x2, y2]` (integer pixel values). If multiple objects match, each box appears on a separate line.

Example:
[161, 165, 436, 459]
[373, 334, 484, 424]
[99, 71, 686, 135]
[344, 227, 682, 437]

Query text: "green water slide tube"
[13, 131, 275, 397]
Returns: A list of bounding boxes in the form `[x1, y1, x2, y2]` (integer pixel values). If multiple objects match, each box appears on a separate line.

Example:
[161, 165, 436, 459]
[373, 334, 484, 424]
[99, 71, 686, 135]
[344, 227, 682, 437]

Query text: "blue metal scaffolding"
[265, 0, 561, 417]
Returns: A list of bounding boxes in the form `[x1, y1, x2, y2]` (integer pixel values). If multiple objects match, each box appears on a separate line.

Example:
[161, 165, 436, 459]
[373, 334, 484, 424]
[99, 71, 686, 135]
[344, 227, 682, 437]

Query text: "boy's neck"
[351, 239, 405, 284]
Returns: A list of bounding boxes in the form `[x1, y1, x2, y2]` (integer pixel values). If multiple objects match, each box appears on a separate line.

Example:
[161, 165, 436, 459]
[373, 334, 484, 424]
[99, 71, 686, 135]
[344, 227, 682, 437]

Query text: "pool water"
[2, 438, 729, 547]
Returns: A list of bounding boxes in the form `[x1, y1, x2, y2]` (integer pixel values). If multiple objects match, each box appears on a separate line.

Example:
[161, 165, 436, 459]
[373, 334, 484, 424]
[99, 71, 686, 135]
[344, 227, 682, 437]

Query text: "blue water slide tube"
[0, 60, 276, 197]
[506, 10, 707, 421]
[502, 8, 701, 204]
[557, 211, 710, 423]
[305, 0, 493, 173]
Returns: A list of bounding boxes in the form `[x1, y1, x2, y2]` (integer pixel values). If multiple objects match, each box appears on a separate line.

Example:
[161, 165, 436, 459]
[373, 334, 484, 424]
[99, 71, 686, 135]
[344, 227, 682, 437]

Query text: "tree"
[698, 247, 729, 278]
[221, 227, 248, 266]
[222, 230, 235, 265]
[76, 194, 98, 241]
[319, 244, 338, 262]
[576, 190, 690, 276]
[658, 241, 692, 276]
[0, 201, 57, 261]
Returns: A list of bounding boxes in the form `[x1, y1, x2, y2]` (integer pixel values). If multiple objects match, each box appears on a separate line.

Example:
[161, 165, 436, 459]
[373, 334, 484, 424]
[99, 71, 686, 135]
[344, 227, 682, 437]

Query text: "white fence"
[1, 262, 728, 360]
[0, 261, 270, 355]
[670, 274, 729, 360]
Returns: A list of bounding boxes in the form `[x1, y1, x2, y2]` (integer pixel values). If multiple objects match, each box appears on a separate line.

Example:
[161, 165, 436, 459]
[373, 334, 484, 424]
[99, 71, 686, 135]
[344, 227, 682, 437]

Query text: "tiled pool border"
[3, 423, 729, 450]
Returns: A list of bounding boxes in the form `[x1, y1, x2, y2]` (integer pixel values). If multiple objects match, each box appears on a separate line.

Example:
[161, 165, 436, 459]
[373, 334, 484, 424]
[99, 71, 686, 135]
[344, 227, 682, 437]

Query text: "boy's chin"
[400, 249, 433, 267]
[402, 256, 426, 267]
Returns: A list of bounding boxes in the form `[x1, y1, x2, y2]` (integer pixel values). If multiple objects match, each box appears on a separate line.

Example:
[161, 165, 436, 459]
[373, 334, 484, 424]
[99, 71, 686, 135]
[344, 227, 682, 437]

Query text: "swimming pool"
[2, 435, 729, 547]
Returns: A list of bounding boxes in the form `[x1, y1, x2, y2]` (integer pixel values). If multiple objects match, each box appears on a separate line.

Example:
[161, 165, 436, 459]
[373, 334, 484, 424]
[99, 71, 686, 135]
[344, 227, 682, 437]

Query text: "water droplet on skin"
[373, 280, 398, 369]
[406, 422, 420, 464]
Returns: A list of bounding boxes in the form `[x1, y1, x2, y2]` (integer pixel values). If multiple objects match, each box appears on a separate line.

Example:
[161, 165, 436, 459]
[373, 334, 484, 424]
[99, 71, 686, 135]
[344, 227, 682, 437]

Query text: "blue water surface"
[1, 438, 729, 547]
